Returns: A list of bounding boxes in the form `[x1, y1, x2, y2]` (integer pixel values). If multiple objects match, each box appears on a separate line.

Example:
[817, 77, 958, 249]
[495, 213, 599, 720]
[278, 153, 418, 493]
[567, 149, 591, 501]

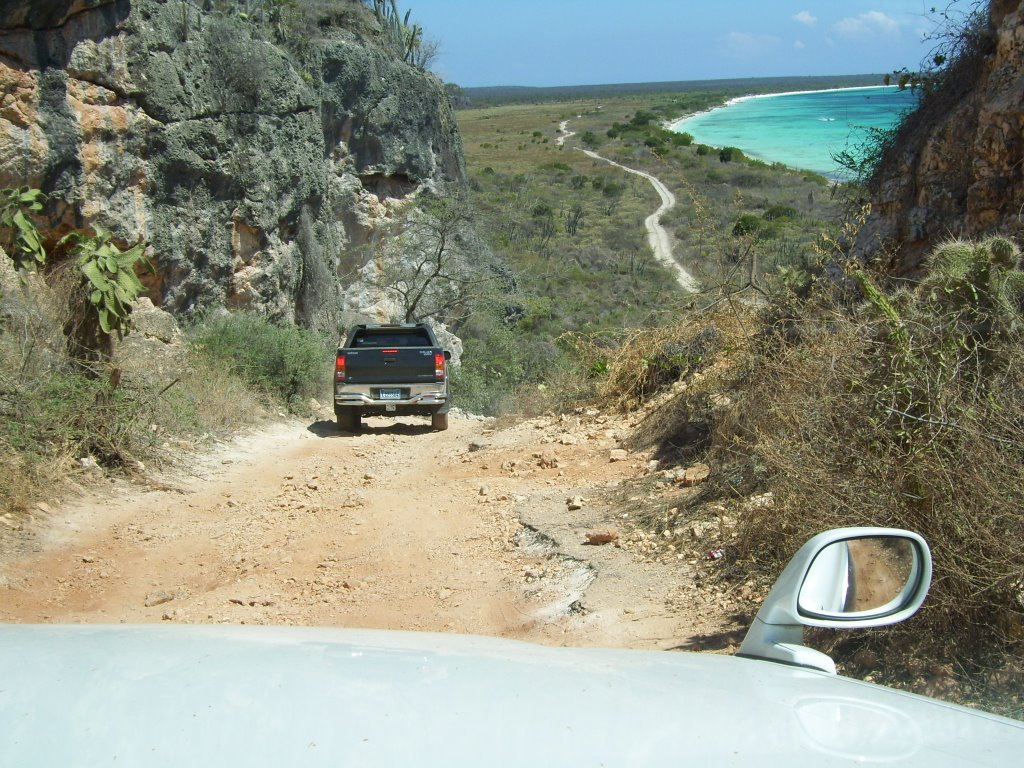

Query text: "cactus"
[983, 236, 1020, 269]
[921, 237, 1023, 326]
[366, 0, 423, 65]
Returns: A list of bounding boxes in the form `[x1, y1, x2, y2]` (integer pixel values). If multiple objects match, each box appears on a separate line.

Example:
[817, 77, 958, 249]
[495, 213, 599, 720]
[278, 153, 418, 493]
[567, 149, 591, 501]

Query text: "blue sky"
[409, 1, 975, 87]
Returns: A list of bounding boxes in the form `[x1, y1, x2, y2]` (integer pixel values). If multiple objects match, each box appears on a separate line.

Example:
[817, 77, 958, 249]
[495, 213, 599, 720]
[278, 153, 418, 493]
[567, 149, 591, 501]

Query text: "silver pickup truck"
[333, 323, 451, 432]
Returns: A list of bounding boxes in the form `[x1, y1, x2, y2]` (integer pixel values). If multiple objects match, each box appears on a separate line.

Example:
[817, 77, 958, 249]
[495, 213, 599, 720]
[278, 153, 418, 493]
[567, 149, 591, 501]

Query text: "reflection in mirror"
[798, 536, 918, 617]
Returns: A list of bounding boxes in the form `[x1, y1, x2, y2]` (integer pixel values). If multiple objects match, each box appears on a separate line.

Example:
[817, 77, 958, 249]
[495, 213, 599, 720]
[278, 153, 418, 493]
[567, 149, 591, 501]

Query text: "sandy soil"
[0, 411, 740, 652]
[556, 119, 576, 146]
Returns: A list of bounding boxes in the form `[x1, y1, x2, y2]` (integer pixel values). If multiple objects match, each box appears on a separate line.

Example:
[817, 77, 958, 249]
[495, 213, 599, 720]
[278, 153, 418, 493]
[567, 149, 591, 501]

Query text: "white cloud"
[832, 11, 901, 38]
[793, 11, 817, 26]
[794, 40, 806, 49]
[723, 31, 783, 58]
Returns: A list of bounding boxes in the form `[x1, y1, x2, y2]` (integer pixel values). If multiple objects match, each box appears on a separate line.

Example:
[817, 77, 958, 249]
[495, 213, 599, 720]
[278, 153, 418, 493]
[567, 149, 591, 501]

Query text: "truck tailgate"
[341, 347, 439, 384]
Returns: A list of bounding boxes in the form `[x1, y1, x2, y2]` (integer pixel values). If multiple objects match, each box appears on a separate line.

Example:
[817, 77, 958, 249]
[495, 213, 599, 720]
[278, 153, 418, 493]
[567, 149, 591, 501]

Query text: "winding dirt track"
[556, 118, 699, 292]
[580, 149, 700, 292]
[0, 414, 736, 651]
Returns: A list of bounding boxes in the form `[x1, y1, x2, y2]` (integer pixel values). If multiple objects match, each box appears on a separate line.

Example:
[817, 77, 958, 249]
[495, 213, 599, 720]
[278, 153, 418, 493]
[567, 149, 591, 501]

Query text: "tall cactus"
[367, 0, 423, 65]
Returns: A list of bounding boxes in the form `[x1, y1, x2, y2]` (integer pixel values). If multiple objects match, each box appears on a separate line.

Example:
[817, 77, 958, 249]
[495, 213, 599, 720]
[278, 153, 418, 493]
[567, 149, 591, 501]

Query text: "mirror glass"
[798, 536, 918, 617]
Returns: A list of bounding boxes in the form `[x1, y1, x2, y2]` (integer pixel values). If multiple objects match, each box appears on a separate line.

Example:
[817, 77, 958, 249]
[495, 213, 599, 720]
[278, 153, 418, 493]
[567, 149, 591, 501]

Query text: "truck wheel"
[336, 408, 360, 432]
[431, 412, 448, 431]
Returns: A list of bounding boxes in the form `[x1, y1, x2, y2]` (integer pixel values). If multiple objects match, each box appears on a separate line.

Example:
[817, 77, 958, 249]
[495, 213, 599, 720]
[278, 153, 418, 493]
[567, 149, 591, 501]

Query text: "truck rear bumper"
[334, 384, 448, 414]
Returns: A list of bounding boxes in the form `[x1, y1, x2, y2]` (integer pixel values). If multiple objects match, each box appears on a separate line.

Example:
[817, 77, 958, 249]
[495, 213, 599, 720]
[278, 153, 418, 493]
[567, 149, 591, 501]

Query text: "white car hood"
[1, 624, 1021, 766]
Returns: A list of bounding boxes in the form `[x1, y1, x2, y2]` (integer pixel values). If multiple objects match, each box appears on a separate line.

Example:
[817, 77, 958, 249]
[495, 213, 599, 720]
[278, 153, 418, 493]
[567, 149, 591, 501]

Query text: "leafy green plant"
[0, 187, 46, 272]
[61, 226, 147, 340]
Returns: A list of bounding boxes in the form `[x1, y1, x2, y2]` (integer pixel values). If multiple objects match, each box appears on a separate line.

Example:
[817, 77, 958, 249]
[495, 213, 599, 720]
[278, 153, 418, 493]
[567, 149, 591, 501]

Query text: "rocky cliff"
[0, 0, 465, 330]
[855, 0, 1023, 273]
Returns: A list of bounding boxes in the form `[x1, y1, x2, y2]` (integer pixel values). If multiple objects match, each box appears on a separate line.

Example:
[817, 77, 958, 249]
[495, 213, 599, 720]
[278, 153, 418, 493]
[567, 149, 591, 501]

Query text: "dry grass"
[566, 308, 755, 413]
[0, 271, 275, 520]
[585, 236, 1024, 718]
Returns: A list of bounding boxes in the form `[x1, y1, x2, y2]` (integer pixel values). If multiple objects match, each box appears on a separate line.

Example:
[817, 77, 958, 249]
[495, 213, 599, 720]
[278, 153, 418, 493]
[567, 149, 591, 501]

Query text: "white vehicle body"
[2, 528, 1020, 766]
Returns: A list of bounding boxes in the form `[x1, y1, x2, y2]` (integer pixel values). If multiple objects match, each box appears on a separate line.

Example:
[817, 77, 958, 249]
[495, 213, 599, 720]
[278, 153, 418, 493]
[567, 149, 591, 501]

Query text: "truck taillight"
[335, 354, 346, 381]
[435, 352, 446, 380]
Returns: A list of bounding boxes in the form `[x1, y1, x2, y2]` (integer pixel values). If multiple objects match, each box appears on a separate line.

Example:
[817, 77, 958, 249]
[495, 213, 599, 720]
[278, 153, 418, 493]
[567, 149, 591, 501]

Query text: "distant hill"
[459, 74, 888, 106]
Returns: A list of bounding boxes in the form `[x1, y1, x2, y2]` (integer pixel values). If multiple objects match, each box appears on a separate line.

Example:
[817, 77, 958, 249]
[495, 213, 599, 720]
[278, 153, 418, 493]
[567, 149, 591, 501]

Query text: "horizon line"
[457, 73, 888, 92]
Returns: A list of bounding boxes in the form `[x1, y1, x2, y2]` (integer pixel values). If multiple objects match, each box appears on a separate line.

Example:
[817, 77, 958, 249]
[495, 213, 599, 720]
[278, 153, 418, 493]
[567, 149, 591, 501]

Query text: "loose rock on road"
[0, 413, 738, 652]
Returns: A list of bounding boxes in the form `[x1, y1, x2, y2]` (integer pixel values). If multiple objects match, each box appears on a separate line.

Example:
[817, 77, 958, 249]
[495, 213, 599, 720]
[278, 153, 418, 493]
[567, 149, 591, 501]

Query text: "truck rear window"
[351, 331, 432, 348]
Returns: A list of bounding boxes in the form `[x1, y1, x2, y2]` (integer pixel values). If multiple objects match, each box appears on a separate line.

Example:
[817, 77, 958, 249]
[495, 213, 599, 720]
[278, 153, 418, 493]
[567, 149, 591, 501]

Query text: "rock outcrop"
[0, 0, 465, 330]
[855, 0, 1023, 273]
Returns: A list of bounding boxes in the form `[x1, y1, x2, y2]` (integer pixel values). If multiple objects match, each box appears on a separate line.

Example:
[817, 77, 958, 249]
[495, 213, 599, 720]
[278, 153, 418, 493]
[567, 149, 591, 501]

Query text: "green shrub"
[763, 205, 798, 221]
[191, 312, 330, 411]
[448, 312, 526, 416]
[732, 213, 763, 237]
[719, 146, 745, 163]
[0, 368, 144, 468]
[630, 110, 656, 127]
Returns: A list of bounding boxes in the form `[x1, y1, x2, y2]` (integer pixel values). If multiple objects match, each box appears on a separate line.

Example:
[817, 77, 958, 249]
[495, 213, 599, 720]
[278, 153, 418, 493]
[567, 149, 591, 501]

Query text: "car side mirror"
[738, 528, 931, 674]
[444, 350, 452, 361]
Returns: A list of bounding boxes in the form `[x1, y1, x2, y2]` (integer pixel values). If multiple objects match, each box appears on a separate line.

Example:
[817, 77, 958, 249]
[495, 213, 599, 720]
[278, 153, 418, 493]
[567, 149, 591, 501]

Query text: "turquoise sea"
[672, 86, 919, 179]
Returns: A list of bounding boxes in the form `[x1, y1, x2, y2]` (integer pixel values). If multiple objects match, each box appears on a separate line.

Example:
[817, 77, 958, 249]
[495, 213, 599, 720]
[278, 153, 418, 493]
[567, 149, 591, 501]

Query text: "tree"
[373, 191, 494, 324]
[563, 203, 585, 236]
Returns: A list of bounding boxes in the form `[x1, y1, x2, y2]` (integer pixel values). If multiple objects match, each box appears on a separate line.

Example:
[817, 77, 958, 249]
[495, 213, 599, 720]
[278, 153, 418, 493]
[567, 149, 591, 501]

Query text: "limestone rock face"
[0, 0, 465, 331]
[855, 0, 1024, 273]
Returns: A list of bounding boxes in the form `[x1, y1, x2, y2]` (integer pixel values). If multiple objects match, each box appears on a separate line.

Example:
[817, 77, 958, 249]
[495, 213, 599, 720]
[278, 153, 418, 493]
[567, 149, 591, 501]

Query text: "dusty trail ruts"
[0, 413, 736, 652]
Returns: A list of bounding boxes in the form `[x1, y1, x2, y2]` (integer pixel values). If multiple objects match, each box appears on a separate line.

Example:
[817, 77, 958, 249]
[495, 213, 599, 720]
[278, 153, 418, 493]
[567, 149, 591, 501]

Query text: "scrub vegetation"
[582, 233, 1024, 719]
[0, 242, 331, 519]
[452, 86, 847, 416]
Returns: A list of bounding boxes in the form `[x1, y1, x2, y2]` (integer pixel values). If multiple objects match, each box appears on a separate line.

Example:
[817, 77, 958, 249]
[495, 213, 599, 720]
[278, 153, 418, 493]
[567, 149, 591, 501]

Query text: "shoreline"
[668, 84, 897, 132]
[666, 84, 904, 180]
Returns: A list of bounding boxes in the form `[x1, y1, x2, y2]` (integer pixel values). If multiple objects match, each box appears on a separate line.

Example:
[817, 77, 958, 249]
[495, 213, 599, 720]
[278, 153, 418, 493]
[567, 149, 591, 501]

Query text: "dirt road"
[557, 117, 698, 293]
[579, 148, 700, 293]
[0, 412, 740, 652]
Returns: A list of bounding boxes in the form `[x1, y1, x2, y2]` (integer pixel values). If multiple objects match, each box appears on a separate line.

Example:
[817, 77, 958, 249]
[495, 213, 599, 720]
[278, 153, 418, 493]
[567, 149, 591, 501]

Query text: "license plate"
[379, 389, 402, 400]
